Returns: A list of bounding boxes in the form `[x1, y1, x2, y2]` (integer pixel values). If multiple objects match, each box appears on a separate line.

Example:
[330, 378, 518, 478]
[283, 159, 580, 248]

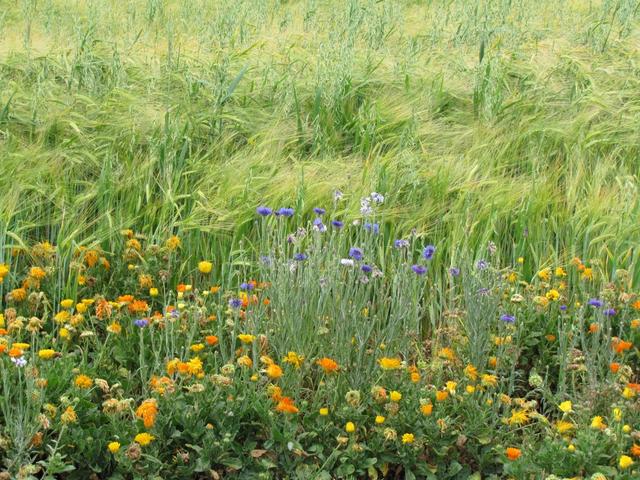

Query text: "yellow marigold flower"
[559, 401, 572, 413]
[389, 391, 402, 402]
[134, 433, 154, 446]
[375, 415, 385, 424]
[508, 409, 529, 426]
[265, 363, 283, 379]
[60, 299, 74, 309]
[581, 268, 593, 281]
[319, 408, 329, 416]
[517, 257, 524, 264]
[546, 289, 560, 301]
[0, 263, 9, 279]
[623, 424, 631, 433]
[622, 387, 635, 399]
[556, 420, 575, 434]
[590, 416, 606, 430]
[29, 266, 47, 280]
[282, 351, 304, 368]
[555, 267, 567, 277]
[410, 372, 420, 383]
[187, 357, 203, 376]
[198, 261, 213, 274]
[567, 444, 575, 452]
[238, 334, 255, 344]
[612, 408, 622, 421]
[619, 455, 634, 469]
[108, 441, 120, 454]
[401, 433, 415, 444]
[190, 343, 205, 353]
[166, 236, 181, 250]
[445, 381, 457, 394]
[538, 268, 551, 282]
[61, 406, 77, 424]
[488, 356, 498, 368]
[464, 364, 478, 381]
[76, 303, 87, 314]
[378, 357, 402, 370]
[149, 288, 159, 297]
[481, 374, 498, 387]
[237, 355, 253, 368]
[54, 311, 71, 324]
[75, 374, 93, 389]
[12, 342, 30, 350]
[631, 319, 640, 329]
[438, 347, 456, 361]
[11, 288, 27, 302]
[38, 349, 56, 360]
[59, 328, 70, 339]
[466, 385, 476, 394]
[345, 422, 355, 433]
[138, 274, 153, 289]
[107, 322, 122, 334]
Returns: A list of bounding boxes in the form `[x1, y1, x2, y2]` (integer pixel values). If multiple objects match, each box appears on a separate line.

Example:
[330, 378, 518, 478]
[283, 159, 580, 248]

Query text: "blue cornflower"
[349, 247, 363, 261]
[260, 255, 272, 265]
[276, 207, 294, 217]
[134, 318, 149, 328]
[604, 308, 616, 316]
[294, 253, 308, 261]
[313, 207, 326, 215]
[476, 260, 488, 270]
[331, 220, 344, 228]
[559, 304, 568, 311]
[313, 217, 327, 232]
[411, 264, 427, 275]
[449, 267, 461, 277]
[229, 298, 242, 309]
[394, 239, 409, 249]
[422, 245, 436, 260]
[364, 222, 380, 234]
[500, 314, 515, 324]
[361, 264, 373, 274]
[240, 282, 254, 291]
[588, 298, 603, 308]
[256, 206, 272, 216]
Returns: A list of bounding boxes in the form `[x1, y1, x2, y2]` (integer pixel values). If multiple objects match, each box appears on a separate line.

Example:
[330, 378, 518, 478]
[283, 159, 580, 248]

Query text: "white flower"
[340, 259, 355, 267]
[370, 192, 384, 204]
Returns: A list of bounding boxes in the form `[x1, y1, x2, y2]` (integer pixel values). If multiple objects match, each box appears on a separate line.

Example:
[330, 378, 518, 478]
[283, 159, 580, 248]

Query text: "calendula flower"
[401, 433, 415, 444]
[464, 364, 478, 381]
[505, 447, 521, 460]
[559, 401, 573, 413]
[38, 349, 56, 360]
[237, 355, 253, 367]
[508, 409, 529, 426]
[389, 391, 402, 402]
[198, 261, 213, 274]
[108, 441, 121, 453]
[420, 403, 433, 416]
[275, 397, 299, 414]
[555, 267, 567, 277]
[238, 334, 255, 344]
[149, 288, 159, 297]
[60, 299, 74, 309]
[319, 408, 329, 416]
[134, 433, 154, 446]
[282, 351, 304, 368]
[205, 335, 218, 346]
[75, 374, 93, 389]
[345, 422, 355, 433]
[435, 391, 449, 402]
[375, 415, 385, 424]
[265, 363, 283, 379]
[378, 357, 402, 370]
[61, 406, 77, 424]
[135, 399, 158, 428]
[619, 455, 634, 469]
[438, 347, 456, 361]
[556, 420, 575, 434]
[316, 357, 339, 373]
[546, 289, 560, 301]
[590, 416, 606, 430]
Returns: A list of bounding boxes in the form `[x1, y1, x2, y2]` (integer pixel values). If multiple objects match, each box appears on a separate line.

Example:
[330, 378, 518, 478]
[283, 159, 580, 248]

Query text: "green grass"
[0, 0, 639, 280]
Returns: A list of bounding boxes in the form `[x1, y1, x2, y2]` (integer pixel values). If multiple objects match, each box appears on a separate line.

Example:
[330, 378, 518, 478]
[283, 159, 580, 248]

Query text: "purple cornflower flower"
[364, 222, 379, 234]
[229, 298, 242, 309]
[500, 314, 515, 324]
[349, 247, 364, 261]
[449, 267, 460, 277]
[361, 264, 373, 274]
[604, 308, 616, 316]
[559, 304, 568, 311]
[256, 206, 272, 216]
[134, 318, 149, 328]
[240, 282, 254, 291]
[370, 192, 384, 204]
[294, 253, 308, 261]
[476, 260, 488, 270]
[422, 245, 436, 260]
[331, 220, 344, 229]
[411, 264, 427, 275]
[313, 207, 326, 215]
[313, 217, 327, 232]
[11, 356, 27, 367]
[588, 298, 603, 308]
[276, 207, 294, 217]
[394, 239, 409, 249]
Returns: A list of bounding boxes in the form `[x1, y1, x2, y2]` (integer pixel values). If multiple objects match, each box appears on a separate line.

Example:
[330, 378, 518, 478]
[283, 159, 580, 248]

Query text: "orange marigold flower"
[435, 390, 449, 402]
[275, 397, 299, 414]
[438, 347, 456, 361]
[506, 447, 521, 461]
[265, 363, 283, 379]
[612, 338, 633, 354]
[10, 288, 27, 302]
[610, 362, 621, 374]
[75, 374, 93, 389]
[631, 444, 640, 457]
[129, 300, 149, 314]
[205, 335, 219, 346]
[316, 357, 339, 373]
[588, 323, 599, 334]
[96, 299, 112, 319]
[136, 399, 159, 429]
[29, 266, 47, 280]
